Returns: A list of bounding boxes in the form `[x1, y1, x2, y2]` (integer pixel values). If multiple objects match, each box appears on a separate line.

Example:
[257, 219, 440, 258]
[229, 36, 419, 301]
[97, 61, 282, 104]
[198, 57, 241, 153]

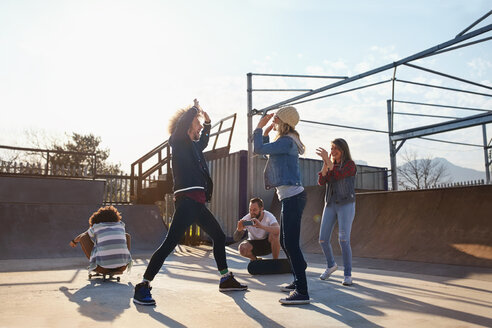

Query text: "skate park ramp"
[269, 184, 492, 267]
[0, 176, 167, 260]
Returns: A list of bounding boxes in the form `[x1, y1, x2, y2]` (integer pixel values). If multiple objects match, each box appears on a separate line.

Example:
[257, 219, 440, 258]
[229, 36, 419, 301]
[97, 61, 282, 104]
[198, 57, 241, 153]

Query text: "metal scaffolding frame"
[247, 11, 492, 196]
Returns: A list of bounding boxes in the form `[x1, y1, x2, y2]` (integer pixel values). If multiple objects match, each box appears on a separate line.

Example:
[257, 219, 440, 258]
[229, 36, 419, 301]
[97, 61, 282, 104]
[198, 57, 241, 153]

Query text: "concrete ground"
[1, 245, 492, 328]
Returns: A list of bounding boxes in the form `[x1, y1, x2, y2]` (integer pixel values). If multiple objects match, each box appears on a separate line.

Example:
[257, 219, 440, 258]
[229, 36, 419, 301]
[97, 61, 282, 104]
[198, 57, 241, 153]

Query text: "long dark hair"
[332, 138, 352, 164]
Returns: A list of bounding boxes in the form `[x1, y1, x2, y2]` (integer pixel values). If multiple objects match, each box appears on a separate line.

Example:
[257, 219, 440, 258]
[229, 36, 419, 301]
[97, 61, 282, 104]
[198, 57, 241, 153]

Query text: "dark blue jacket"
[169, 107, 213, 201]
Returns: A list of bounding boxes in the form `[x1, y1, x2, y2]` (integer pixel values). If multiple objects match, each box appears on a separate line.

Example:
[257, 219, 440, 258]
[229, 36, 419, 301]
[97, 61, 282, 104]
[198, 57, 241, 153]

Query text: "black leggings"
[143, 197, 227, 281]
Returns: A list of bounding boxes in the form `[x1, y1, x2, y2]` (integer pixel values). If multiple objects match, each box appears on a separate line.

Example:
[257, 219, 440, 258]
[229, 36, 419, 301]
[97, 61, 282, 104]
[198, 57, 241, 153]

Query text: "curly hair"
[167, 105, 203, 135]
[88, 205, 122, 226]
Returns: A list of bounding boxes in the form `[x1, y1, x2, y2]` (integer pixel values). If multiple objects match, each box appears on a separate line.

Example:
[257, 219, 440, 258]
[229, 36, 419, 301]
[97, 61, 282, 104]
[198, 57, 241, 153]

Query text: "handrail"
[0, 144, 96, 156]
[130, 113, 237, 203]
[0, 144, 98, 177]
[130, 140, 169, 166]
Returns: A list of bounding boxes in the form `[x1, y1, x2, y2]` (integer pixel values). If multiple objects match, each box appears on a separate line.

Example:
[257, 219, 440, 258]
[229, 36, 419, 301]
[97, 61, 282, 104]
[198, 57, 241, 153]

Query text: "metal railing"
[130, 113, 237, 203]
[0, 145, 97, 177]
[402, 179, 485, 190]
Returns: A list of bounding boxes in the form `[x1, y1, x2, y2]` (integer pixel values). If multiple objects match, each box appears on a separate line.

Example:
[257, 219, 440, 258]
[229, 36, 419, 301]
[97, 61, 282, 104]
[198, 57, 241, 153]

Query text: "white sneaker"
[343, 276, 353, 286]
[319, 264, 338, 280]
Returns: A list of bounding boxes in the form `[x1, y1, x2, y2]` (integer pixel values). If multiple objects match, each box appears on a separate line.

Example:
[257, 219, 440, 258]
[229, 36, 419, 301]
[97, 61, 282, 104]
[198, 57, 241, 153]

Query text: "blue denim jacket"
[253, 128, 302, 190]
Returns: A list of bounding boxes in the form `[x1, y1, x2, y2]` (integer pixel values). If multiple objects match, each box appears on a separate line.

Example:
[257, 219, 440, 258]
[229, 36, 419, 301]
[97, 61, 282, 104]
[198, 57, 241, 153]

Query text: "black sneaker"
[133, 281, 156, 306]
[279, 290, 310, 305]
[219, 272, 248, 292]
[280, 281, 296, 292]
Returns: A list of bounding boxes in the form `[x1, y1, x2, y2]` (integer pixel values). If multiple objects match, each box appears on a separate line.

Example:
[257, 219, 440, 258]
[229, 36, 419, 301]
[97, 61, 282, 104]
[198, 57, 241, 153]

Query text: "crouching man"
[233, 197, 280, 261]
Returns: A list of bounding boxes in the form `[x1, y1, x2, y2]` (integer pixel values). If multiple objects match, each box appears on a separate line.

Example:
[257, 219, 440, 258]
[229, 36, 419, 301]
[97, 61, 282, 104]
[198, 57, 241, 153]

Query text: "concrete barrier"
[0, 176, 105, 204]
[0, 176, 167, 260]
[270, 185, 492, 267]
[0, 203, 167, 260]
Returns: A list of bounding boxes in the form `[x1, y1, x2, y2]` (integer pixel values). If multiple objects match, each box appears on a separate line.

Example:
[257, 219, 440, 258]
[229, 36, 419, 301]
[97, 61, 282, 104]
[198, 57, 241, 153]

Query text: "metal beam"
[247, 73, 253, 201]
[256, 23, 492, 114]
[249, 73, 348, 79]
[394, 112, 459, 120]
[299, 116, 485, 147]
[483, 124, 491, 183]
[421, 36, 492, 59]
[395, 140, 406, 153]
[387, 99, 398, 190]
[288, 79, 391, 107]
[300, 119, 387, 134]
[391, 112, 492, 141]
[252, 89, 313, 92]
[419, 137, 482, 147]
[396, 79, 492, 97]
[394, 100, 491, 113]
[403, 63, 492, 90]
[456, 9, 492, 37]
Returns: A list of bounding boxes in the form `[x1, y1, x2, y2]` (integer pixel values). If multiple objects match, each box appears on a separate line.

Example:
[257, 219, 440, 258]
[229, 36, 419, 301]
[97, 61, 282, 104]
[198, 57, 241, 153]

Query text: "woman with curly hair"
[70, 205, 132, 274]
[133, 99, 247, 306]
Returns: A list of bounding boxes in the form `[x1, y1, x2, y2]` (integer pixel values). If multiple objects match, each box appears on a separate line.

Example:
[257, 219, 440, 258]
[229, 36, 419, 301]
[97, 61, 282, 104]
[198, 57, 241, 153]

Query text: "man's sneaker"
[279, 290, 310, 305]
[219, 272, 248, 292]
[320, 264, 338, 280]
[343, 276, 353, 286]
[280, 281, 296, 292]
[133, 281, 156, 306]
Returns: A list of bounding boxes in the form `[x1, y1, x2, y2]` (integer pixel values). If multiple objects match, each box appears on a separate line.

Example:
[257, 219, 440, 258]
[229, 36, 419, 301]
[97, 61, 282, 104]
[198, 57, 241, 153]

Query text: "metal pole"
[247, 73, 253, 200]
[456, 9, 492, 37]
[93, 154, 97, 179]
[45, 151, 50, 176]
[387, 99, 398, 190]
[483, 124, 491, 184]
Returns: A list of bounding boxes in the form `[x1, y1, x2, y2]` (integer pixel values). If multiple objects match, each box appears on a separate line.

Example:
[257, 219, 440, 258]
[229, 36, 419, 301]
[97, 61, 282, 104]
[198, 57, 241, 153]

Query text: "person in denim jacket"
[316, 138, 357, 286]
[253, 106, 310, 305]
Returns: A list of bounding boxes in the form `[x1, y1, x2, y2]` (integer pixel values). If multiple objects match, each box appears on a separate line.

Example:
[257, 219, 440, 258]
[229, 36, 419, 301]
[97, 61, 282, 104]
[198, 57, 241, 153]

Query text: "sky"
[1, 0, 491, 176]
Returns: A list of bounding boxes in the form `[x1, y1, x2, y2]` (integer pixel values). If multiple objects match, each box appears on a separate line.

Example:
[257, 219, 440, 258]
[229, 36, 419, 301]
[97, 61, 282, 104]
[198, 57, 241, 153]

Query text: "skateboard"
[247, 258, 292, 275]
[88, 268, 125, 282]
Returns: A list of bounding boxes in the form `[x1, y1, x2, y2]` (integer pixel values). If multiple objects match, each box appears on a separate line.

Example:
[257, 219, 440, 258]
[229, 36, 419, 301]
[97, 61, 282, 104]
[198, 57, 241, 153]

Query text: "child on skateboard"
[70, 205, 132, 276]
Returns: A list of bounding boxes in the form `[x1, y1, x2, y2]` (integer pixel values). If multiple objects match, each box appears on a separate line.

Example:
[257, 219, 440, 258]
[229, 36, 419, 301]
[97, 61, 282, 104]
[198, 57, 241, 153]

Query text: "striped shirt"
[87, 222, 132, 271]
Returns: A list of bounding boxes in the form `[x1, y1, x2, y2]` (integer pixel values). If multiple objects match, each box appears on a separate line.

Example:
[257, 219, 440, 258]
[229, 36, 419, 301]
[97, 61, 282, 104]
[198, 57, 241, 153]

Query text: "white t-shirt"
[241, 210, 278, 240]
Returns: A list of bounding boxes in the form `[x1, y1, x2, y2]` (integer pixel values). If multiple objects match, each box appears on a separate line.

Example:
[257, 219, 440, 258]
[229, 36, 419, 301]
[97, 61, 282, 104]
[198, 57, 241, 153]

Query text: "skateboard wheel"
[88, 274, 92, 279]
[117, 277, 120, 282]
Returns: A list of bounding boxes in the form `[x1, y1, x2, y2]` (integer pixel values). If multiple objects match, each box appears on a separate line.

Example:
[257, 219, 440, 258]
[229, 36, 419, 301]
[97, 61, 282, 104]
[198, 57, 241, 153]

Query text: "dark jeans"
[143, 197, 227, 281]
[280, 190, 308, 294]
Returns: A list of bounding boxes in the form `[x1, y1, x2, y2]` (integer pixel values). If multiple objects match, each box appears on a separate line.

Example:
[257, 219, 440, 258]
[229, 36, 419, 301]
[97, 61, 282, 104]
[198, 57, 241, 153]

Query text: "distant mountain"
[433, 158, 486, 183]
[398, 157, 486, 183]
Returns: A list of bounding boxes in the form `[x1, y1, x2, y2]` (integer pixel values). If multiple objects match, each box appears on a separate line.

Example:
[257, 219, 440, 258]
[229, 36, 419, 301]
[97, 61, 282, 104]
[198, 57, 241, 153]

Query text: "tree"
[49, 133, 122, 175]
[397, 150, 448, 190]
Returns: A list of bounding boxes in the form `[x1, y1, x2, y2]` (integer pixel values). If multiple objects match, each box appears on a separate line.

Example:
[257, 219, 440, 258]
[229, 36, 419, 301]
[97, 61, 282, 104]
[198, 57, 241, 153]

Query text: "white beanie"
[276, 106, 299, 128]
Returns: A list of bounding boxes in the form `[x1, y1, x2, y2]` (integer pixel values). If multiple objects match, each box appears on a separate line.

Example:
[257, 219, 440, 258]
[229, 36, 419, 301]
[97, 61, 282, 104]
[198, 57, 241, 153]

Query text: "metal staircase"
[130, 113, 237, 204]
